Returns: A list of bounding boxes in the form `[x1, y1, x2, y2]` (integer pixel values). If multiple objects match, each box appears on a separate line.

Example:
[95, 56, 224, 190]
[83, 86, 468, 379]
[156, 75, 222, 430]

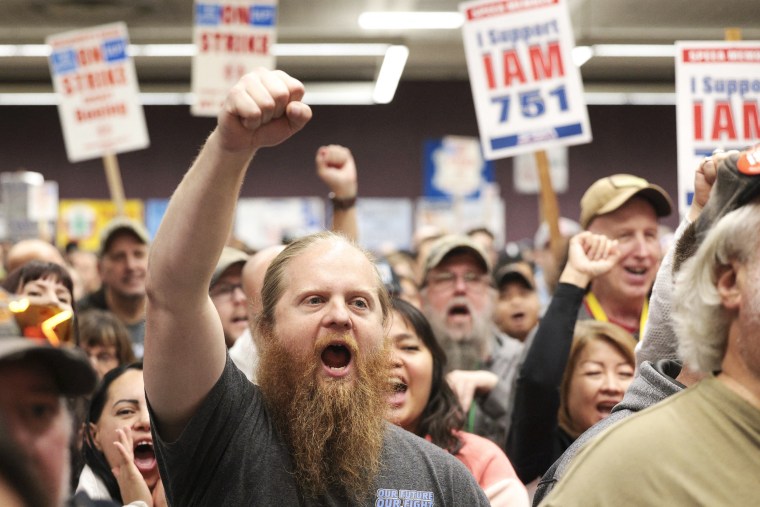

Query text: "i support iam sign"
[460, 0, 591, 160]
[676, 41, 760, 215]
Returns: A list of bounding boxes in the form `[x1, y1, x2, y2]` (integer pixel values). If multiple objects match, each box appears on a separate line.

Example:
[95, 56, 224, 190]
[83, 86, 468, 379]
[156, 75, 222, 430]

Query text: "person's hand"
[446, 370, 498, 412]
[315, 145, 358, 199]
[112, 427, 153, 505]
[559, 231, 621, 288]
[216, 68, 312, 154]
[688, 149, 734, 222]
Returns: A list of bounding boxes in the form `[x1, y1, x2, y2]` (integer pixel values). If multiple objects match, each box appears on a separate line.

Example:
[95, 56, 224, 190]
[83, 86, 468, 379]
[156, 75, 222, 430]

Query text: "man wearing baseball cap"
[0, 333, 98, 506]
[578, 174, 673, 339]
[78, 217, 150, 357]
[209, 247, 249, 348]
[492, 261, 540, 344]
[420, 234, 524, 445]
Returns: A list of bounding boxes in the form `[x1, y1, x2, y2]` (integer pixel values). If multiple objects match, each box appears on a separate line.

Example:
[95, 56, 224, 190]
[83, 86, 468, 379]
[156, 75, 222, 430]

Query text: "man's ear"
[716, 263, 741, 311]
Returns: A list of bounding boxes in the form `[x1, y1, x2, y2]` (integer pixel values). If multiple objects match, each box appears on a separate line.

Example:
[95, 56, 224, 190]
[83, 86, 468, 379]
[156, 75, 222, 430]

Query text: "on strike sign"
[192, 0, 278, 117]
[675, 41, 760, 215]
[460, 0, 591, 160]
[47, 22, 149, 163]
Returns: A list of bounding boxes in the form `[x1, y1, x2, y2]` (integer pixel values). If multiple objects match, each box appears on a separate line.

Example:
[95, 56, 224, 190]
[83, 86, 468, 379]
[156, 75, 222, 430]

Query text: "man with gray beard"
[143, 69, 488, 506]
[420, 235, 524, 445]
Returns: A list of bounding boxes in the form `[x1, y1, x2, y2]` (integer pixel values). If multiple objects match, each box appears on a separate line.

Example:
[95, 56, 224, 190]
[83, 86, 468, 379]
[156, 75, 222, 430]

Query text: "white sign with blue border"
[47, 22, 149, 163]
[459, 0, 591, 160]
[675, 41, 760, 216]
[192, 0, 278, 116]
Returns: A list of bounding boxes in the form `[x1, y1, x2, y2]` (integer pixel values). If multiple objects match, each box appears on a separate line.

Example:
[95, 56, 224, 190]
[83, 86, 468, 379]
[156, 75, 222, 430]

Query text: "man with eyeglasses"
[578, 174, 673, 340]
[210, 247, 249, 348]
[420, 235, 524, 446]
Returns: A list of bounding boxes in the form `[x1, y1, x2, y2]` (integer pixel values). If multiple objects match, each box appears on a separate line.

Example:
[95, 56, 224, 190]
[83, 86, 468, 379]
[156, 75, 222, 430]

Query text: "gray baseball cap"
[0, 337, 97, 396]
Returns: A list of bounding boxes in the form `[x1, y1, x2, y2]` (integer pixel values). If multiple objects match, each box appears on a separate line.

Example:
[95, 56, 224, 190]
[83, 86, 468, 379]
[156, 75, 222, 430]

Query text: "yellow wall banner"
[57, 199, 144, 251]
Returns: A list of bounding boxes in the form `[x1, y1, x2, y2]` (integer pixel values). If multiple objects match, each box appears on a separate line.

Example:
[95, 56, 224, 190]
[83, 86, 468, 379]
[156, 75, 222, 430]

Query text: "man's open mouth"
[133, 440, 156, 474]
[321, 344, 352, 370]
[448, 305, 471, 317]
[624, 266, 648, 276]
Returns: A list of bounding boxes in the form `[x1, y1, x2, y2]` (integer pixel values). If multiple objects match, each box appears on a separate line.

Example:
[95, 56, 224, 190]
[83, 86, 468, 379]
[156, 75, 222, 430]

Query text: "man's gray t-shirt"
[149, 356, 489, 506]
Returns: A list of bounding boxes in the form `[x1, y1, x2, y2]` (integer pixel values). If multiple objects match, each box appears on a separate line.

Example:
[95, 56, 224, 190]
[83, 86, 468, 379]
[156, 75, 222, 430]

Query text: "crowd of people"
[1, 68, 758, 506]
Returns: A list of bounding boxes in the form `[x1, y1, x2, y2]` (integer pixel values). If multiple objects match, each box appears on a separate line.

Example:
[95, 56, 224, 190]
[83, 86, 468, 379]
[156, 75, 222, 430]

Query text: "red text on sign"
[693, 101, 760, 141]
[200, 33, 269, 54]
[482, 41, 564, 90]
[62, 67, 127, 95]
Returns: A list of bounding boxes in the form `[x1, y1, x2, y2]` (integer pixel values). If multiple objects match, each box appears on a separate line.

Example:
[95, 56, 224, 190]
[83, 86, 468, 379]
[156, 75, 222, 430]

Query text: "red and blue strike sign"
[195, 3, 277, 27]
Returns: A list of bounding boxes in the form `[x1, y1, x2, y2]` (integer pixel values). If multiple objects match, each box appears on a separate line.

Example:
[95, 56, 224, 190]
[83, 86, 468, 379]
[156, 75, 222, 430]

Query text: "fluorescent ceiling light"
[373, 45, 409, 104]
[592, 44, 675, 58]
[0, 43, 408, 106]
[0, 43, 391, 58]
[359, 11, 464, 30]
[0, 44, 51, 57]
[275, 43, 389, 57]
[304, 82, 376, 105]
[0, 90, 677, 107]
[572, 46, 593, 67]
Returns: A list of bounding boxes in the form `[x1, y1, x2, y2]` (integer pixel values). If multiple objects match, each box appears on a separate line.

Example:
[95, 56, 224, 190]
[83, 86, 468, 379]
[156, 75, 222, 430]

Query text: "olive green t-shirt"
[541, 376, 760, 506]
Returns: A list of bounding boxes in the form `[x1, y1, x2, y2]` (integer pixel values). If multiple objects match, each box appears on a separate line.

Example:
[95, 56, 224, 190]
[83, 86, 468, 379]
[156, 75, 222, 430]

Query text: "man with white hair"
[419, 235, 523, 445]
[542, 146, 760, 505]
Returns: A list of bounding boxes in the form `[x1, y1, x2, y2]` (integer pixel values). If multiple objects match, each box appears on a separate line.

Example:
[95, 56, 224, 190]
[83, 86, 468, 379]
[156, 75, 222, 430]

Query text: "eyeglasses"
[425, 271, 490, 292]
[209, 282, 245, 300]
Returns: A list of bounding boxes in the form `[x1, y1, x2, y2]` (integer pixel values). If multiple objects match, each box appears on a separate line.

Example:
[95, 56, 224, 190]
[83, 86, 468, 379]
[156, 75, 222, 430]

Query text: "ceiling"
[1, 0, 759, 97]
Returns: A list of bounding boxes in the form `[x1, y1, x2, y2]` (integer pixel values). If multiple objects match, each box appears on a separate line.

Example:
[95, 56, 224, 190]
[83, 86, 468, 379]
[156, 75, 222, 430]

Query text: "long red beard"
[257, 331, 391, 502]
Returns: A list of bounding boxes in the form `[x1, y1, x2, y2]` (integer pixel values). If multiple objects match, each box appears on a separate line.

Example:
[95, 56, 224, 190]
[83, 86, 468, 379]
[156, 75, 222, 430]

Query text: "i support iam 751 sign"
[47, 23, 149, 163]
[460, 0, 591, 160]
[675, 41, 760, 216]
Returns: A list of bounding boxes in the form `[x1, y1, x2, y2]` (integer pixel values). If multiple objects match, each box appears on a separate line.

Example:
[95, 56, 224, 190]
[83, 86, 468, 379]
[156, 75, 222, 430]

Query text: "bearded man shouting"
[143, 69, 488, 506]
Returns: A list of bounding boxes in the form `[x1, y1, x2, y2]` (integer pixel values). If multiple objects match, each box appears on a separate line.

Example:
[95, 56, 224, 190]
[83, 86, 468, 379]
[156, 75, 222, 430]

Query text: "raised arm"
[507, 232, 620, 483]
[636, 154, 719, 366]
[315, 144, 359, 241]
[144, 69, 312, 440]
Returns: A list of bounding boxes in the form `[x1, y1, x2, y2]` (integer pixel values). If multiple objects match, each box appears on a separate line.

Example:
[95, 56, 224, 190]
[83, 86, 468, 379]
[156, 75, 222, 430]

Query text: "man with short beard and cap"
[144, 69, 488, 506]
[577, 174, 673, 340]
[419, 235, 524, 445]
[78, 217, 150, 357]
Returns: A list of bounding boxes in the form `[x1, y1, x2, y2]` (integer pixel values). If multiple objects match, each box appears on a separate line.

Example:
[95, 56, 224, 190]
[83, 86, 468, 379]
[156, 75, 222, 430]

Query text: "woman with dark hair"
[507, 232, 636, 488]
[78, 362, 165, 506]
[2, 260, 74, 310]
[77, 310, 136, 378]
[387, 298, 529, 507]
[2, 260, 76, 344]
